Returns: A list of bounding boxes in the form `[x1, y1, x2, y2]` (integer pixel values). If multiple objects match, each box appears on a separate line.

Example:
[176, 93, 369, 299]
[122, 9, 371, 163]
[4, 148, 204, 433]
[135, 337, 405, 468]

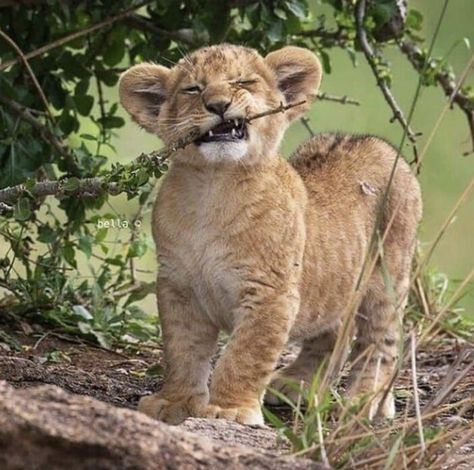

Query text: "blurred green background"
[75, 0, 474, 315]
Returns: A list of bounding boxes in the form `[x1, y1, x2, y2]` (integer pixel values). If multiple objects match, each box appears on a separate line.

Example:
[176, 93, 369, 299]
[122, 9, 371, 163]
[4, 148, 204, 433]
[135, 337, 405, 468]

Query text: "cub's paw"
[346, 387, 396, 421]
[368, 391, 395, 421]
[138, 393, 207, 425]
[199, 403, 265, 426]
[264, 375, 304, 406]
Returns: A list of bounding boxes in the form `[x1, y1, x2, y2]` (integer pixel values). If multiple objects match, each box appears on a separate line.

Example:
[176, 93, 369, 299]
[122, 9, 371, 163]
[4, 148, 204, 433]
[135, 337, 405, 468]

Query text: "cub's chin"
[197, 140, 249, 162]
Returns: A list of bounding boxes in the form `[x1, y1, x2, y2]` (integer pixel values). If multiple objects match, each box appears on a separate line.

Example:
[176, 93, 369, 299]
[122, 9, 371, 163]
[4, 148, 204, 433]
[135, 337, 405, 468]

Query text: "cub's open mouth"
[195, 119, 248, 145]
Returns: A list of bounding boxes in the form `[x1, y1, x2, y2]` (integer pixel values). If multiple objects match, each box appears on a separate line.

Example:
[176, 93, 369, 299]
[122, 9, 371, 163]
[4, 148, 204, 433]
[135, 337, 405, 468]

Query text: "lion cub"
[119, 44, 422, 425]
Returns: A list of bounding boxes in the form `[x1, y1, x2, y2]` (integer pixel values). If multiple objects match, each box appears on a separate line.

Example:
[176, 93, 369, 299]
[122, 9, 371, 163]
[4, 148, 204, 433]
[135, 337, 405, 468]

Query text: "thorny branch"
[399, 40, 474, 154]
[317, 92, 360, 106]
[355, 0, 417, 144]
[0, 100, 307, 206]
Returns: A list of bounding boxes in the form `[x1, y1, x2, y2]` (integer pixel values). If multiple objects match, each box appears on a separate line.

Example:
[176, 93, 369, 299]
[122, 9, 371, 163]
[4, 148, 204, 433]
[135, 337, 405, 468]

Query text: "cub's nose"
[205, 99, 231, 117]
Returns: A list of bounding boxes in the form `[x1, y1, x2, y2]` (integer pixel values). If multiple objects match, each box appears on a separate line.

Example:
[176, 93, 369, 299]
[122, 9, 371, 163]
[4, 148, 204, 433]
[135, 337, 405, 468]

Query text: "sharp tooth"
[231, 128, 236, 137]
[209, 130, 214, 137]
[234, 119, 239, 127]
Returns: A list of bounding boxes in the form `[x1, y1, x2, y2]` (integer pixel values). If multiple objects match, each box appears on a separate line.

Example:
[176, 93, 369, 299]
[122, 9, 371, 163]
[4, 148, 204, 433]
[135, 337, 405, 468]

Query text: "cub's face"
[119, 44, 321, 164]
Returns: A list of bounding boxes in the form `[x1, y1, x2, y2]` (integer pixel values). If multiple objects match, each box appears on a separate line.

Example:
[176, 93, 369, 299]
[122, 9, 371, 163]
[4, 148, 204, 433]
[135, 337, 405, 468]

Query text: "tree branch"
[0, 1, 153, 71]
[399, 39, 474, 154]
[0, 28, 53, 122]
[0, 95, 81, 176]
[0, 100, 306, 206]
[355, 0, 417, 143]
[123, 14, 204, 47]
[295, 27, 349, 45]
[317, 92, 360, 106]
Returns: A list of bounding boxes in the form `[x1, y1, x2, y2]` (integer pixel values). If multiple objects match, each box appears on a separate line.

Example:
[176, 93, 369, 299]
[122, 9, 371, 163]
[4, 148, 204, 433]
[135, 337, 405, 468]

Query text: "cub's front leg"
[204, 281, 301, 425]
[138, 279, 218, 424]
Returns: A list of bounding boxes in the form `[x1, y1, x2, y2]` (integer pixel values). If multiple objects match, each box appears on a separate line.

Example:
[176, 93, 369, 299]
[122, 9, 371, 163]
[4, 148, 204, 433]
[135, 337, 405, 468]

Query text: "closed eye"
[182, 85, 202, 94]
[234, 79, 258, 86]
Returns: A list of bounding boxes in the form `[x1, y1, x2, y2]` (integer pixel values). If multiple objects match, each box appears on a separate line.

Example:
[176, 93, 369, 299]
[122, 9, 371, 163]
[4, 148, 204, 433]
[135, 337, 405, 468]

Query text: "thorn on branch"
[317, 92, 360, 106]
[300, 117, 315, 137]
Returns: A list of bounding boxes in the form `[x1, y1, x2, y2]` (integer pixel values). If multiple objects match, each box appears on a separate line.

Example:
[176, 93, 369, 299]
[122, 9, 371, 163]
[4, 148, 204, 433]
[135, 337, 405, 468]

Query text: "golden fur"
[119, 44, 422, 425]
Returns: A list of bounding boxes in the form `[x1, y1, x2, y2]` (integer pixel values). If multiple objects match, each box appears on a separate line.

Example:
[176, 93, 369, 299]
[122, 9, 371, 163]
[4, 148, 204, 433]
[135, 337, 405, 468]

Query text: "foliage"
[0, 0, 472, 348]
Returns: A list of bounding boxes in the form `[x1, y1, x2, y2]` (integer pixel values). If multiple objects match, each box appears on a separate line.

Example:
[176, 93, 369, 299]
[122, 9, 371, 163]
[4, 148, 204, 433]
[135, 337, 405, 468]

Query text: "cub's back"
[290, 132, 419, 213]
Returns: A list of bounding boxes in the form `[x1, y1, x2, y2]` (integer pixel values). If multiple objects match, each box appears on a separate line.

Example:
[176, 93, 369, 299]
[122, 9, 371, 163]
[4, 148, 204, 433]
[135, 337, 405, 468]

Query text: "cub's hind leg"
[346, 233, 417, 419]
[138, 279, 219, 424]
[346, 270, 404, 419]
[346, 166, 420, 420]
[265, 330, 338, 405]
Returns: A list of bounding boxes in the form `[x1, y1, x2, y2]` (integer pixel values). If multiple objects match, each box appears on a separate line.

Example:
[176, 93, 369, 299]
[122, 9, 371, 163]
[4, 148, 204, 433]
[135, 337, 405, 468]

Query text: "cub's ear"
[265, 46, 321, 121]
[119, 63, 170, 133]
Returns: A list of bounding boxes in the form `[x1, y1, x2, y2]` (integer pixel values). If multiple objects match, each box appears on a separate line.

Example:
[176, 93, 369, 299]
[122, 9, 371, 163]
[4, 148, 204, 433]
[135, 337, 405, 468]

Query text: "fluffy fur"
[119, 44, 422, 425]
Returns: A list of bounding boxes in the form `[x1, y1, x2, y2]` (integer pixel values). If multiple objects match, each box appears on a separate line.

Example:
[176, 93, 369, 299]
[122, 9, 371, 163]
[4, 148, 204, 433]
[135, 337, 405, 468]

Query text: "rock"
[0, 381, 330, 470]
[181, 417, 291, 453]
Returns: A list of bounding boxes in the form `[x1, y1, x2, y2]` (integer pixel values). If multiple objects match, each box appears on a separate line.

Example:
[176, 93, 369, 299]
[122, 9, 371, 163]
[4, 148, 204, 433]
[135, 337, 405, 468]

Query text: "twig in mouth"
[245, 100, 307, 122]
[0, 99, 307, 205]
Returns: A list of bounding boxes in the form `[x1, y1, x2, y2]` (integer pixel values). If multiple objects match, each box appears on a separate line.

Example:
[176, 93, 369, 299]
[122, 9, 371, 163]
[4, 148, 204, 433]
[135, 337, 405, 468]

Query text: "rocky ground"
[0, 318, 472, 469]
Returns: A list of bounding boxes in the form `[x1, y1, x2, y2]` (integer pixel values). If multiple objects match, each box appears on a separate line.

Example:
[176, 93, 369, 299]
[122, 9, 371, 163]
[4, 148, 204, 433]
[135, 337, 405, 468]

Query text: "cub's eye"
[182, 85, 202, 95]
[235, 79, 258, 86]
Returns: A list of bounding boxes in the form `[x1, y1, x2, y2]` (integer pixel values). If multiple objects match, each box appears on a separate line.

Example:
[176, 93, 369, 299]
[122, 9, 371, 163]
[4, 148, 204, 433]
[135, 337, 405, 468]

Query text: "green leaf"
[78, 235, 93, 258]
[135, 168, 150, 187]
[100, 116, 125, 129]
[274, 8, 287, 20]
[74, 94, 94, 116]
[128, 239, 148, 259]
[24, 178, 36, 190]
[320, 50, 332, 74]
[72, 305, 93, 320]
[58, 112, 77, 135]
[38, 224, 57, 244]
[14, 197, 31, 221]
[80, 133, 97, 141]
[103, 40, 125, 66]
[75, 79, 89, 96]
[92, 330, 110, 349]
[406, 9, 423, 31]
[78, 321, 92, 334]
[95, 227, 108, 243]
[62, 241, 77, 268]
[284, 0, 307, 19]
[96, 68, 119, 86]
[63, 177, 80, 192]
[267, 21, 283, 43]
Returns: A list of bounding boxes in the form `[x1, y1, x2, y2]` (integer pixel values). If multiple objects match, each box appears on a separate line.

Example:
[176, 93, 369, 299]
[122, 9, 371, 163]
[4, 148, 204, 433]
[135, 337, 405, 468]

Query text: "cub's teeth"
[208, 130, 214, 137]
[234, 119, 239, 127]
[231, 128, 236, 137]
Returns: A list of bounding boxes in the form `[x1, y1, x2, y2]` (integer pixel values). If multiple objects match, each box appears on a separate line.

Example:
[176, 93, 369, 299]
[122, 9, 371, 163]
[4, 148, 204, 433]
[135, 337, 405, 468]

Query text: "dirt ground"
[0, 315, 473, 468]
